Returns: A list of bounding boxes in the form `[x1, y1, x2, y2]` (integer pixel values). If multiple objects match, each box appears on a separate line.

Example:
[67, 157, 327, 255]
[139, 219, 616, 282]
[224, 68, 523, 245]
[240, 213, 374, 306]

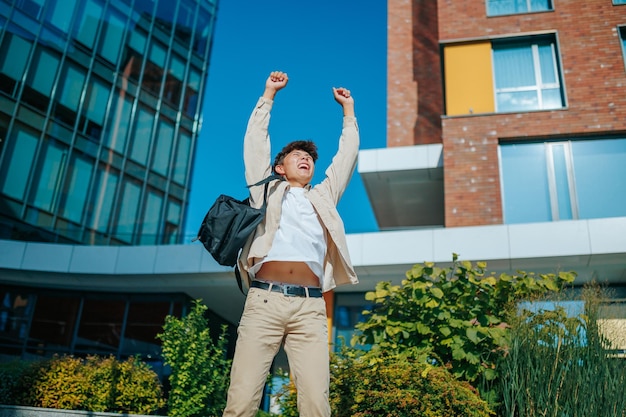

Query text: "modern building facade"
[0, 0, 216, 246]
[1, 0, 626, 380]
[357, 0, 626, 347]
[0, 0, 219, 365]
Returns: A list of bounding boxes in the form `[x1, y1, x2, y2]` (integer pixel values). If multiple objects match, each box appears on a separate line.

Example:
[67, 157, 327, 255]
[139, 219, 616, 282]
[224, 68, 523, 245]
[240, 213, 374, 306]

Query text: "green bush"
[276, 348, 494, 417]
[157, 299, 231, 417]
[0, 359, 43, 405]
[353, 255, 575, 384]
[0, 355, 165, 414]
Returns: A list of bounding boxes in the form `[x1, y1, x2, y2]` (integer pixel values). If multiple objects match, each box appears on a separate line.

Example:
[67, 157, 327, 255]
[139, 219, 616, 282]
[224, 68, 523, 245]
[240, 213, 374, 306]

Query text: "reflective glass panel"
[487, 0, 551, 16]
[30, 295, 79, 349]
[83, 77, 111, 140]
[175, 0, 195, 47]
[98, 7, 125, 63]
[74, 0, 103, 49]
[115, 178, 140, 242]
[57, 63, 85, 111]
[1, 127, 38, 201]
[551, 144, 573, 220]
[500, 143, 552, 223]
[32, 140, 66, 212]
[26, 46, 60, 96]
[88, 166, 119, 233]
[572, 138, 626, 219]
[0, 32, 32, 80]
[45, 0, 76, 33]
[130, 106, 153, 165]
[76, 298, 125, 353]
[104, 90, 133, 153]
[140, 189, 162, 244]
[493, 45, 535, 89]
[0, 291, 34, 342]
[183, 68, 200, 118]
[152, 118, 174, 176]
[123, 301, 170, 357]
[173, 130, 191, 184]
[61, 154, 93, 223]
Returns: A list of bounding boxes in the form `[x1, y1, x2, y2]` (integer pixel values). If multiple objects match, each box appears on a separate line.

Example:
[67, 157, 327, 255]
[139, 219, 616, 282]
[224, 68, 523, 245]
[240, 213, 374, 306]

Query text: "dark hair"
[272, 140, 318, 173]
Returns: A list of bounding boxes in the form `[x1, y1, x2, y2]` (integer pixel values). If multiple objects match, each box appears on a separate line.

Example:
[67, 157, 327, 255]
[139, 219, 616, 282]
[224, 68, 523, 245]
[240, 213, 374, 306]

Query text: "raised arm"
[317, 87, 359, 204]
[244, 71, 289, 206]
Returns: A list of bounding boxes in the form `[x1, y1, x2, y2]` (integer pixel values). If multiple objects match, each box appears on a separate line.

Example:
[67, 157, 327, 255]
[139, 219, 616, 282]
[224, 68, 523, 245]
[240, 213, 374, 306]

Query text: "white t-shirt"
[250, 187, 327, 284]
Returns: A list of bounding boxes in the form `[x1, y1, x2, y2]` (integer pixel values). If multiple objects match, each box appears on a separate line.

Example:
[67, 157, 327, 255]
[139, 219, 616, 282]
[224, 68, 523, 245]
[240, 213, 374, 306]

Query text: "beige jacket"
[237, 97, 360, 293]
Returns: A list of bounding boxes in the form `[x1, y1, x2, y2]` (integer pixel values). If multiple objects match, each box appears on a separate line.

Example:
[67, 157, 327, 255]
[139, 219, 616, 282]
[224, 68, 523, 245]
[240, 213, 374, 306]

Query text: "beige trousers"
[222, 287, 331, 417]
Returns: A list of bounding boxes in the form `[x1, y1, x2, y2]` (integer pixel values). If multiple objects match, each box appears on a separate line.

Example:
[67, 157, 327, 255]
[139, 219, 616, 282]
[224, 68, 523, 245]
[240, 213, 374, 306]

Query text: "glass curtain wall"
[0, 0, 218, 245]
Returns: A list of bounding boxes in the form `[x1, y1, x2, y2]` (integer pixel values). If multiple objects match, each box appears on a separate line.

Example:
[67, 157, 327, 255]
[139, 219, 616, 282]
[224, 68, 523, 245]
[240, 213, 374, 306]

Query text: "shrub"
[0, 359, 43, 405]
[275, 347, 494, 417]
[353, 255, 575, 384]
[0, 355, 165, 414]
[157, 299, 231, 417]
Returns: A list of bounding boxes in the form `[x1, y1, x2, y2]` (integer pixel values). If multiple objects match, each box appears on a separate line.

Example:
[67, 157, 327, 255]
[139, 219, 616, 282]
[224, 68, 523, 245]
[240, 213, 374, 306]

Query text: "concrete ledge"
[0, 405, 166, 417]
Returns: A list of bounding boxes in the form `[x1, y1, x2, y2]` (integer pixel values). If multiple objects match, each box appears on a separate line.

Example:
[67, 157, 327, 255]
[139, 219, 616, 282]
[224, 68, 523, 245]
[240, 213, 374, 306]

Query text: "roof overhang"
[1, 217, 625, 324]
[358, 144, 444, 229]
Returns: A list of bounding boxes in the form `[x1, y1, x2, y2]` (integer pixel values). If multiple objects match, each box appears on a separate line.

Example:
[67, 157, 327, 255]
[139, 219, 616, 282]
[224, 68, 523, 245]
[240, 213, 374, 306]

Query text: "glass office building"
[0, 0, 217, 246]
[0, 0, 223, 368]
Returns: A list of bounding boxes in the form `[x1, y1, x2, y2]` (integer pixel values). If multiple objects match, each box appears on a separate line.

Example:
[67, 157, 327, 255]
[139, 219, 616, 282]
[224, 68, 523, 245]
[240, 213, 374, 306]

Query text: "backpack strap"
[246, 174, 283, 208]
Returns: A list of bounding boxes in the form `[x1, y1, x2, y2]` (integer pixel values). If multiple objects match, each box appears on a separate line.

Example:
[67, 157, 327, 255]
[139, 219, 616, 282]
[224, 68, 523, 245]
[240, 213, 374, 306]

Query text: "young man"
[221, 71, 360, 417]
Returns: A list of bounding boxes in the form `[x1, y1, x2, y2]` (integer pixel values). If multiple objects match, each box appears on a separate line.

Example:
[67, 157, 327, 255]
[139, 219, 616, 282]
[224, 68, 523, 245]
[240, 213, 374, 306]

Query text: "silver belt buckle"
[282, 284, 298, 297]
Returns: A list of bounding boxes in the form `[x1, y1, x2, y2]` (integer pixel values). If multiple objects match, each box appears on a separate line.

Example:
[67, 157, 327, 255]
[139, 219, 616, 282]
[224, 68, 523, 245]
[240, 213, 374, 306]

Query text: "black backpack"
[193, 174, 281, 291]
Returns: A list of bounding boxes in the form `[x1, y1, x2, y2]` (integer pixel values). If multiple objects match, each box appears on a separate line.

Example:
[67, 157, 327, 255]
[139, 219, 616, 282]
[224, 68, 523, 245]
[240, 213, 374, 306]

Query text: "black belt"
[251, 280, 323, 298]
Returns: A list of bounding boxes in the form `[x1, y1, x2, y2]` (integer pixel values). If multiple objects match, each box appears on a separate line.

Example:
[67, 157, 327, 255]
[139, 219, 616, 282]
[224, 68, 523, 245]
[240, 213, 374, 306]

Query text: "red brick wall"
[438, 0, 626, 227]
[387, 0, 443, 147]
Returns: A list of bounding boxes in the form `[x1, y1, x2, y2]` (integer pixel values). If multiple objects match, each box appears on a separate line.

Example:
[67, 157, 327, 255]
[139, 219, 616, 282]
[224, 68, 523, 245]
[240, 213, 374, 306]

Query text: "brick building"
[358, 0, 626, 347]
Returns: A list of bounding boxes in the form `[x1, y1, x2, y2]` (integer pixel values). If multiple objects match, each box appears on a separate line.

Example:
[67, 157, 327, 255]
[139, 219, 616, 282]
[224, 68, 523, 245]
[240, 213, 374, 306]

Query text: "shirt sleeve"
[243, 97, 274, 207]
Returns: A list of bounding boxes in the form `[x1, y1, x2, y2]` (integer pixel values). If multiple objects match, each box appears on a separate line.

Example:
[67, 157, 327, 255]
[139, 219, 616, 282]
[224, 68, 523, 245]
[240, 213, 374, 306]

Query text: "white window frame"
[487, 0, 553, 17]
[492, 37, 563, 112]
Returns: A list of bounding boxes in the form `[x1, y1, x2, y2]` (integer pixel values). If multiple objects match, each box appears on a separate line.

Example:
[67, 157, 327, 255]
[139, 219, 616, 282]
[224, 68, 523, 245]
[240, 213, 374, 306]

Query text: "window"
[173, 130, 191, 184]
[73, 0, 103, 49]
[175, 0, 196, 47]
[53, 62, 86, 127]
[80, 76, 111, 141]
[30, 140, 67, 213]
[618, 26, 626, 69]
[0, 126, 39, 201]
[23, 45, 60, 111]
[487, 0, 552, 16]
[76, 298, 125, 354]
[164, 200, 181, 244]
[151, 117, 174, 176]
[493, 36, 564, 112]
[163, 53, 185, 106]
[613, 0, 626, 4]
[87, 165, 119, 233]
[130, 105, 154, 165]
[0, 31, 33, 96]
[183, 67, 201, 118]
[16, 0, 45, 20]
[114, 178, 140, 242]
[142, 41, 166, 96]
[44, 0, 75, 33]
[60, 153, 93, 224]
[140, 189, 163, 244]
[104, 90, 133, 154]
[98, 7, 125, 63]
[499, 138, 626, 224]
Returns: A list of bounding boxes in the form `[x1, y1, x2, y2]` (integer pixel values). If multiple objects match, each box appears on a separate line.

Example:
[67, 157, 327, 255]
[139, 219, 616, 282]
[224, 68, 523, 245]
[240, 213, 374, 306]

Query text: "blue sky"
[184, 0, 387, 239]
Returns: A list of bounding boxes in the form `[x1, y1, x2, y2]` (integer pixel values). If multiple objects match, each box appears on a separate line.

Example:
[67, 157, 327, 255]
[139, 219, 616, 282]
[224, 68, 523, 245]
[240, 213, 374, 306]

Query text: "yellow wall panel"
[444, 42, 495, 116]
